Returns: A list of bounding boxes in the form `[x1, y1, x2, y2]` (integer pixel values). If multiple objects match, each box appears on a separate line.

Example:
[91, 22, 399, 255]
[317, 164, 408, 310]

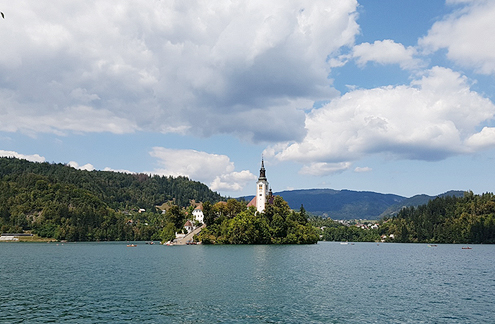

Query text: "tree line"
[313, 191, 495, 244]
[0, 157, 222, 241]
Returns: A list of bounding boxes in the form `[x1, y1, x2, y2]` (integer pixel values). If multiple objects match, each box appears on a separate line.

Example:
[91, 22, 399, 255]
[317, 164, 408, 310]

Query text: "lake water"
[0, 242, 493, 323]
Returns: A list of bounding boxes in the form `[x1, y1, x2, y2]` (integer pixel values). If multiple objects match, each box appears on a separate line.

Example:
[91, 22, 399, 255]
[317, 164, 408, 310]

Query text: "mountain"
[379, 190, 465, 218]
[239, 189, 466, 220]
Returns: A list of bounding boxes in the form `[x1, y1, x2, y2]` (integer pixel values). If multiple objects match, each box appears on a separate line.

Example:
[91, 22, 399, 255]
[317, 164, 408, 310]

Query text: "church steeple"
[258, 158, 267, 180]
[256, 157, 269, 213]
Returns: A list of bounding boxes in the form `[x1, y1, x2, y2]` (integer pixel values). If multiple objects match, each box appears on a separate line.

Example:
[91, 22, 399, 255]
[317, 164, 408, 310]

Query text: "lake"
[0, 242, 493, 323]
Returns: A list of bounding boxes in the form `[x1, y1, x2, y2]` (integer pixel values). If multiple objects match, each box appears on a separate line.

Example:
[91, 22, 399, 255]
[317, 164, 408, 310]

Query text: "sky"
[2, 0, 495, 199]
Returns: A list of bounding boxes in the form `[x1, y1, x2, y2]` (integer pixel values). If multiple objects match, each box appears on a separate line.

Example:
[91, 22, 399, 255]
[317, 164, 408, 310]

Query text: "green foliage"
[196, 199, 319, 244]
[0, 157, 223, 241]
[384, 192, 495, 244]
[165, 205, 186, 230]
[321, 226, 380, 242]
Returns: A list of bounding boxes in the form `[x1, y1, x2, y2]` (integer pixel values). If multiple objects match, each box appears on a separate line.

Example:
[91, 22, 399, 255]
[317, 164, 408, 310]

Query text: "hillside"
[0, 157, 223, 210]
[379, 190, 465, 218]
[0, 157, 223, 240]
[240, 189, 466, 220]
[240, 189, 405, 219]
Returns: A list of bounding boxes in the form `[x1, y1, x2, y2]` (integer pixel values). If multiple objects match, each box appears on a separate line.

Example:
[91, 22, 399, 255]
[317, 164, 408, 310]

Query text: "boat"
[428, 244, 437, 247]
[127, 244, 137, 247]
[461, 246, 472, 249]
[340, 242, 348, 245]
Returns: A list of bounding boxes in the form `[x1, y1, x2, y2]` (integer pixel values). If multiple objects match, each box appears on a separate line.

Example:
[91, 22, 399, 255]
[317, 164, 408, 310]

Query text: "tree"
[202, 201, 216, 226]
[165, 205, 186, 230]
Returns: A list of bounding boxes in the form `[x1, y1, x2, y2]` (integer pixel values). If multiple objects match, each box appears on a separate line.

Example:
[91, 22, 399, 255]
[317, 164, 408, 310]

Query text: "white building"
[192, 205, 204, 224]
[247, 158, 272, 213]
[184, 220, 194, 233]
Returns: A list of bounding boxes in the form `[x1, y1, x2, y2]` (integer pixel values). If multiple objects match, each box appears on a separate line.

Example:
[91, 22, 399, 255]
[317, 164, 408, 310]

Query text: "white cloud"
[464, 127, 495, 150]
[149, 147, 256, 192]
[68, 161, 95, 171]
[354, 166, 372, 173]
[351, 39, 422, 70]
[420, 1, 495, 75]
[266, 67, 495, 172]
[0, 98, 139, 135]
[300, 162, 351, 176]
[0, 0, 360, 142]
[0, 150, 45, 162]
[102, 167, 135, 174]
[210, 170, 258, 192]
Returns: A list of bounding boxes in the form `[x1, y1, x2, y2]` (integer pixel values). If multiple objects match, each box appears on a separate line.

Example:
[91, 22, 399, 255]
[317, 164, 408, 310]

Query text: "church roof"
[247, 196, 257, 207]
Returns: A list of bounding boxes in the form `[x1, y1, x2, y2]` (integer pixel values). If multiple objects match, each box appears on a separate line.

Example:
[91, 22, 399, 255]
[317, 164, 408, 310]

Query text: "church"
[247, 158, 274, 213]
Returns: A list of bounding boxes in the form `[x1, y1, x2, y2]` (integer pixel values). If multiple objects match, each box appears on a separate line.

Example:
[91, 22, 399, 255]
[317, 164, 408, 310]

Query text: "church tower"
[256, 158, 269, 213]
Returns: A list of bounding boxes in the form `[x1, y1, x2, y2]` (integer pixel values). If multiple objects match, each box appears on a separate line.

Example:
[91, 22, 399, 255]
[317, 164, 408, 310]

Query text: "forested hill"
[0, 157, 223, 240]
[383, 192, 495, 244]
[240, 189, 466, 220]
[0, 157, 223, 210]
[241, 189, 405, 219]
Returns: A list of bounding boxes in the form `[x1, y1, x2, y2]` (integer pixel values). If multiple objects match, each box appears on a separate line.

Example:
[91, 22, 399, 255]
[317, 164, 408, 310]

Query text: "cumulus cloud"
[149, 147, 256, 192]
[210, 170, 258, 192]
[0, 150, 45, 162]
[354, 166, 372, 173]
[102, 167, 135, 174]
[0, 0, 359, 142]
[300, 162, 351, 176]
[68, 161, 95, 171]
[351, 39, 422, 70]
[420, 1, 495, 75]
[464, 127, 495, 150]
[266, 67, 495, 175]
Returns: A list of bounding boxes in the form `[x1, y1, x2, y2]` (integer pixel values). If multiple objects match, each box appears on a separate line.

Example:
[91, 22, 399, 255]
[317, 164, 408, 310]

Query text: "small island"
[162, 159, 319, 245]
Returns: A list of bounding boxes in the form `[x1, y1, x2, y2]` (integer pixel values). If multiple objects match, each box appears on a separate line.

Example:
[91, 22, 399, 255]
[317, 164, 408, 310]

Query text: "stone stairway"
[174, 224, 206, 245]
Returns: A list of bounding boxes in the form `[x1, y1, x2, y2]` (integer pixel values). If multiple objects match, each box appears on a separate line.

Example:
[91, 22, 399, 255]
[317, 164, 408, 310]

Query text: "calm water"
[0, 242, 494, 323]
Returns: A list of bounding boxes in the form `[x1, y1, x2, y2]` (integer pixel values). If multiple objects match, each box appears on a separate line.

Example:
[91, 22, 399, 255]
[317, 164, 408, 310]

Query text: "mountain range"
[239, 189, 466, 220]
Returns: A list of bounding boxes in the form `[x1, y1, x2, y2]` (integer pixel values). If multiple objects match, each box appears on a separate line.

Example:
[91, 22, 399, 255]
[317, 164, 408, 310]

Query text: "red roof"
[247, 196, 256, 207]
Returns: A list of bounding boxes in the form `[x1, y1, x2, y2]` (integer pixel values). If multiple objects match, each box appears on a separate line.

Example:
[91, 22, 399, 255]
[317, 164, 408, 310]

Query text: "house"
[184, 220, 194, 234]
[192, 205, 204, 224]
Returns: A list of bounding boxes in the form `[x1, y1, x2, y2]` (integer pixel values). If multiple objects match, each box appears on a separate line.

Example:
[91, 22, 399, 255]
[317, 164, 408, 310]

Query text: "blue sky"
[2, 0, 495, 198]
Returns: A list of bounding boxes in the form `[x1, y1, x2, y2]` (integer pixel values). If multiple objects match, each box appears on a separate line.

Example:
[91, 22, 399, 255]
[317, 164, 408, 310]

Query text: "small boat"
[428, 244, 437, 247]
[340, 242, 348, 245]
[461, 246, 472, 250]
[127, 244, 137, 247]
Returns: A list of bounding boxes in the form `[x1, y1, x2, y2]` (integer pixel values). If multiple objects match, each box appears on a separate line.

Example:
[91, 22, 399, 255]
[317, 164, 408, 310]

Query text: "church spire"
[258, 157, 267, 180]
[255, 157, 269, 213]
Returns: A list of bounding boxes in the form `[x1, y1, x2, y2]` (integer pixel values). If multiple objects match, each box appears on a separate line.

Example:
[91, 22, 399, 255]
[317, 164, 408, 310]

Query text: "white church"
[248, 158, 274, 213]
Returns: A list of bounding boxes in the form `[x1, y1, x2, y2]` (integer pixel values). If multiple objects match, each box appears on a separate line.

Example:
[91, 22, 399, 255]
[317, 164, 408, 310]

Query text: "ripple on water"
[0, 242, 494, 323]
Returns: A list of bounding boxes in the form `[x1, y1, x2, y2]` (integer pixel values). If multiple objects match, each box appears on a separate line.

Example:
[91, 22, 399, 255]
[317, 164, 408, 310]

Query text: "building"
[192, 205, 204, 224]
[184, 220, 194, 234]
[248, 158, 273, 213]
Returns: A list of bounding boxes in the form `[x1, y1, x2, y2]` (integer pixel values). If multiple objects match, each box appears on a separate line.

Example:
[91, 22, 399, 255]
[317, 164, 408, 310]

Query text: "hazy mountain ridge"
[239, 189, 466, 220]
